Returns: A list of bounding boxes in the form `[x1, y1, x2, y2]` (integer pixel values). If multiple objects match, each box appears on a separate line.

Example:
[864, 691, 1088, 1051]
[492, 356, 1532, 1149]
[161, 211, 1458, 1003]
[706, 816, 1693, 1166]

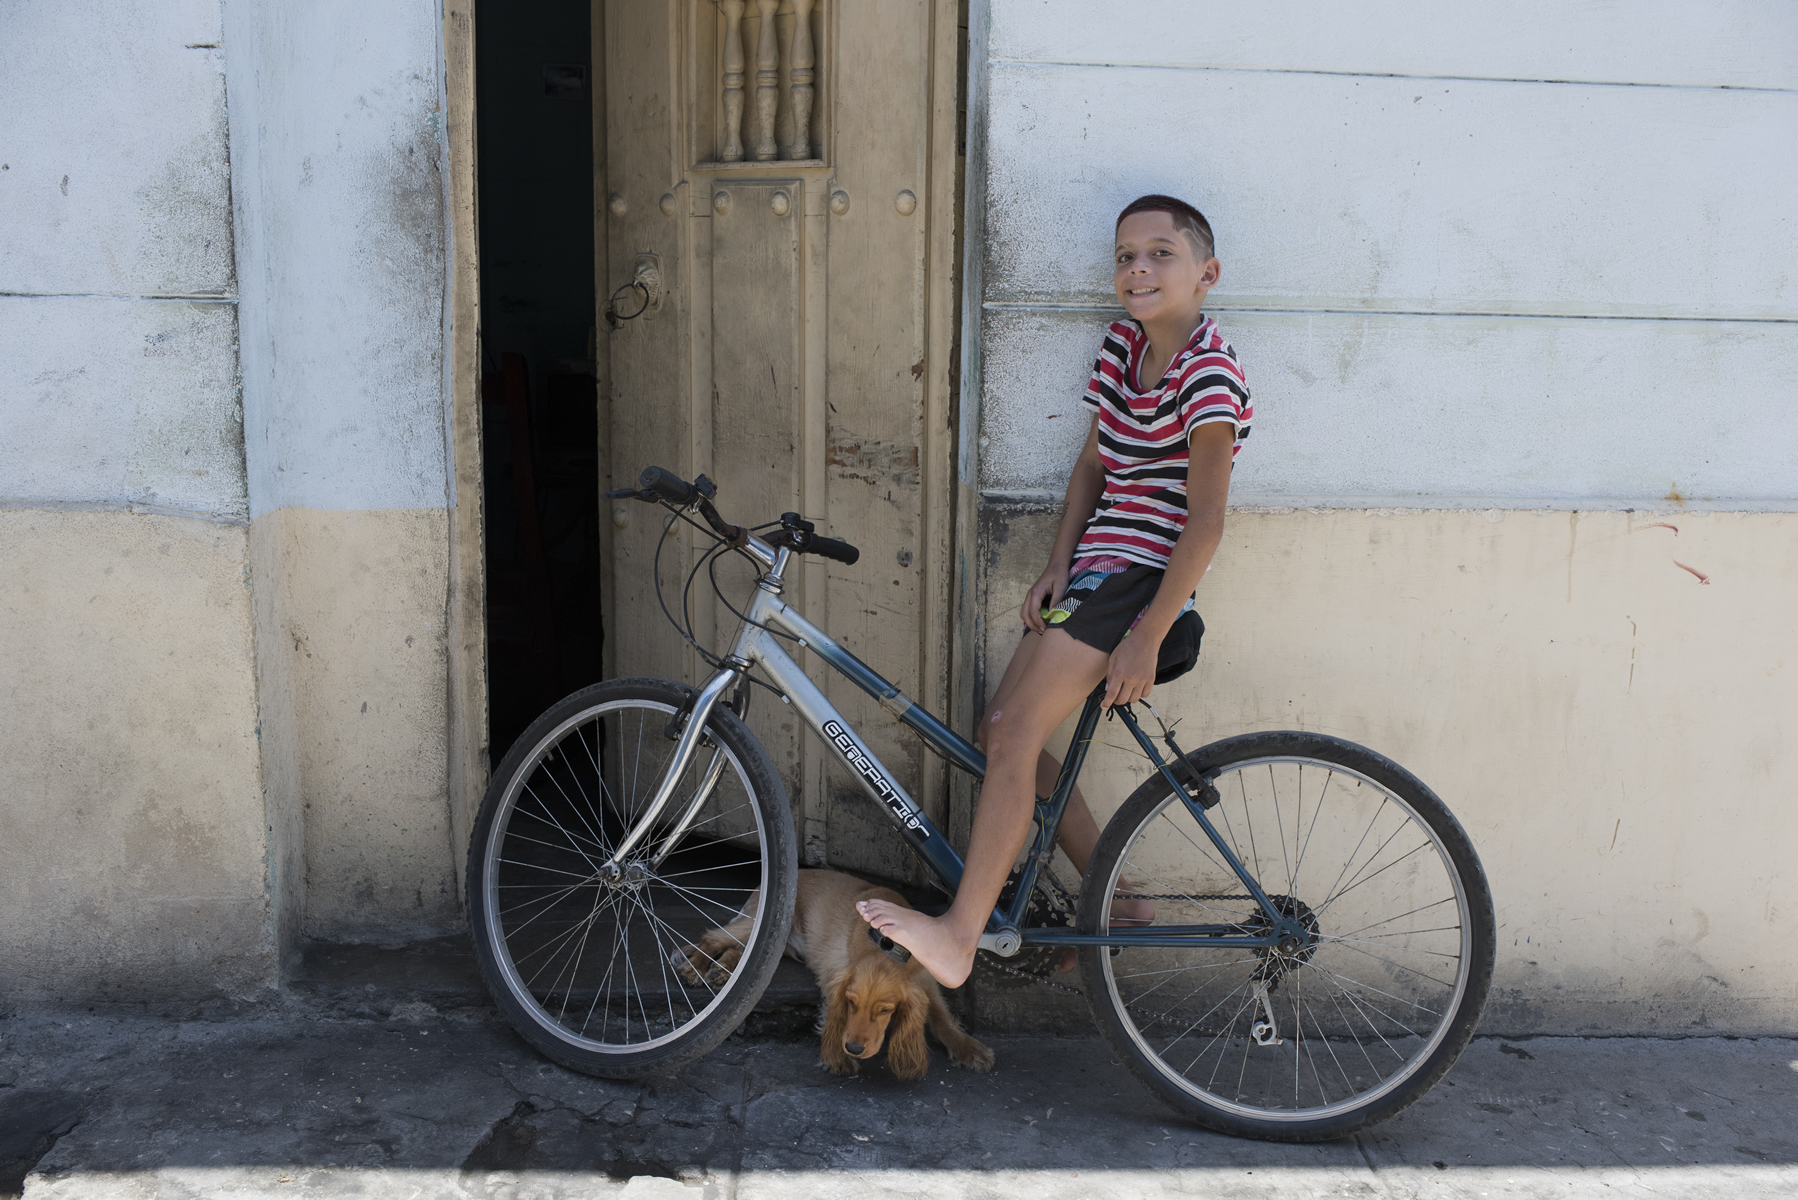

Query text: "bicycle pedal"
[867, 925, 911, 964]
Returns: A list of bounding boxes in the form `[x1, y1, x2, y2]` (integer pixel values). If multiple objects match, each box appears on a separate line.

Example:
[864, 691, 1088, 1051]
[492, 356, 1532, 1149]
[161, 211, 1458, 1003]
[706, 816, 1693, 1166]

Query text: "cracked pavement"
[1, 1003, 1794, 1199]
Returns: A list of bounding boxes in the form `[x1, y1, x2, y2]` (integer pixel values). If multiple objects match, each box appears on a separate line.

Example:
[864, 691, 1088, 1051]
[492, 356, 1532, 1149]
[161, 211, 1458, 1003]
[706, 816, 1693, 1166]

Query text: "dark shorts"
[1041, 565, 1204, 685]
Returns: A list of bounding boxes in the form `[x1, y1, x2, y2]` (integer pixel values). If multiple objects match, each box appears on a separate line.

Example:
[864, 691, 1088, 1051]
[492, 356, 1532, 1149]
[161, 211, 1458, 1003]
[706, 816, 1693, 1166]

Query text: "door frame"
[442, 0, 489, 900]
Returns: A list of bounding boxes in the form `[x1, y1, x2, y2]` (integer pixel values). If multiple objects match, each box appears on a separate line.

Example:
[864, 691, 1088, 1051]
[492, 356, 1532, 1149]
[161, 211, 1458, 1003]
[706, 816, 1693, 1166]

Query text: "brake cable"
[646, 501, 796, 705]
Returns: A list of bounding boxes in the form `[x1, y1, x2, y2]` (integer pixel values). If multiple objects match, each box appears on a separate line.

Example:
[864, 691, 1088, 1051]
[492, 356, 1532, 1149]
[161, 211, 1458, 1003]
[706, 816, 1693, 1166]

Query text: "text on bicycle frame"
[821, 719, 929, 838]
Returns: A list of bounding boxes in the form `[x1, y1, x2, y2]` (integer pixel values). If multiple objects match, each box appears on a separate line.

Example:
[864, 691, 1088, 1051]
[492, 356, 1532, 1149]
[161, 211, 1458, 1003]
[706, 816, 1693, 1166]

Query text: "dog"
[675, 869, 994, 1079]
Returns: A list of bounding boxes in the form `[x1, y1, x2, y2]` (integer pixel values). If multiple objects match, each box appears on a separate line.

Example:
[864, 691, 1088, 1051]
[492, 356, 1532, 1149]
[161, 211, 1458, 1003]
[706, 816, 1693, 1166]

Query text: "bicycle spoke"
[1294, 770, 1336, 881]
[1316, 936, 1460, 991]
[1328, 895, 1457, 941]
[1318, 838, 1435, 915]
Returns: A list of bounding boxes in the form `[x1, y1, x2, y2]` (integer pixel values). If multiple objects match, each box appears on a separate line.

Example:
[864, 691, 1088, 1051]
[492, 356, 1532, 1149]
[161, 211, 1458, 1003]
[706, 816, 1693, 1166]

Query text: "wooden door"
[596, 0, 962, 882]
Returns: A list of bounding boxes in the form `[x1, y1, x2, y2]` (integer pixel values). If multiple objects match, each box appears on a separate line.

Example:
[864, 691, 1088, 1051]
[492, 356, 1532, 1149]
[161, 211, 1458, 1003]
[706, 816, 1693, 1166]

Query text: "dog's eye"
[847, 999, 857, 1013]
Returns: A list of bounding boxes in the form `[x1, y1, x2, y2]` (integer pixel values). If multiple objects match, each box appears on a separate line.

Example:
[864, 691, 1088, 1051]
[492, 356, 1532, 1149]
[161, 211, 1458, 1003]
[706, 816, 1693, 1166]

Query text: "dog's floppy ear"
[819, 969, 852, 1064]
[884, 980, 933, 1081]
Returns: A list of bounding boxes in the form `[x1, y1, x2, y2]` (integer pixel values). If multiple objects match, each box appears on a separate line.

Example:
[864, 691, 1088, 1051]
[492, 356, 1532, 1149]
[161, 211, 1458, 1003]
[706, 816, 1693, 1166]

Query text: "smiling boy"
[858, 194, 1253, 988]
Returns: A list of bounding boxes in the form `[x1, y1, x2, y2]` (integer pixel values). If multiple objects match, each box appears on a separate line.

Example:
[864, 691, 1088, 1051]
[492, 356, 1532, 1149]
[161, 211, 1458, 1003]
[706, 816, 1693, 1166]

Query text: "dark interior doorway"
[476, 1, 601, 760]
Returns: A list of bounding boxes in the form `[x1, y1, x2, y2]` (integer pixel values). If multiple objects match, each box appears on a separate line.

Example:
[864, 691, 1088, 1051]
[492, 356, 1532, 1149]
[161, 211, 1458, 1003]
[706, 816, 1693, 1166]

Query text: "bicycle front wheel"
[467, 677, 796, 1078]
[1079, 730, 1494, 1141]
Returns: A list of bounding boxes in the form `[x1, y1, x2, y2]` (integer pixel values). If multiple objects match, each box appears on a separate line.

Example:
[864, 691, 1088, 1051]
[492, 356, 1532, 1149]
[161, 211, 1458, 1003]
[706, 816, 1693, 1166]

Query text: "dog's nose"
[844, 1040, 864, 1056]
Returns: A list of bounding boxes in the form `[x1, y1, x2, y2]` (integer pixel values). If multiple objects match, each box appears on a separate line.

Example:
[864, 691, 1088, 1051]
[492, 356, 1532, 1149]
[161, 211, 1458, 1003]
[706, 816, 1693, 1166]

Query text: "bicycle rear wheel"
[467, 677, 796, 1077]
[1078, 730, 1494, 1141]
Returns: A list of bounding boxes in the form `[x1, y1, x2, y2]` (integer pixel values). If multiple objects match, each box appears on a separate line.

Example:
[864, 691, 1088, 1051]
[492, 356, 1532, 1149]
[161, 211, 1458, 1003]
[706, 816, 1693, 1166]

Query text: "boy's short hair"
[1116, 194, 1215, 260]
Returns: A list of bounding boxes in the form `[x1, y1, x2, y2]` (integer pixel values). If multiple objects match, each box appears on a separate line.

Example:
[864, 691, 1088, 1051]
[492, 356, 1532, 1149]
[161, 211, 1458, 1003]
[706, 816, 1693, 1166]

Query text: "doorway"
[476, 1, 604, 760]
[470, 1, 965, 879]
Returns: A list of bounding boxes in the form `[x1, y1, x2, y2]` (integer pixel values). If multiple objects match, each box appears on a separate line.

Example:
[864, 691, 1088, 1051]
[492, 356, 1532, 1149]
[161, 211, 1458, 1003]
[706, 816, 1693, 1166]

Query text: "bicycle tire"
[1077, 729, 1494, 1141]
[467, 677, 797, 1078]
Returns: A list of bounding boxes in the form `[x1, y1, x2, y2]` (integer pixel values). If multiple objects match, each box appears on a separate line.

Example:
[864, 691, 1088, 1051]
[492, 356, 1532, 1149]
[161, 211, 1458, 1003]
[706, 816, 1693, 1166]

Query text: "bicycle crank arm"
[978, 928, 1023, 956]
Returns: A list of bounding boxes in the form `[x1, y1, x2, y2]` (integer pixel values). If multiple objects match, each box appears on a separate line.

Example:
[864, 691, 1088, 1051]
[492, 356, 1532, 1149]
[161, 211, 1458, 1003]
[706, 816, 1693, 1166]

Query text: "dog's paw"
[949, 1037, 996, 1073]
[819, 1049, 860, 1077]
[672, 949, 712, 985]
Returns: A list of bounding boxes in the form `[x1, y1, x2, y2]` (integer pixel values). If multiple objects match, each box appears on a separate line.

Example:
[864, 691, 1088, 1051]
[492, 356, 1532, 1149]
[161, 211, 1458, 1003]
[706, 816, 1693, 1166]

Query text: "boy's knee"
[975, 709, 1001, 752]
[982, 711, 1041, 763]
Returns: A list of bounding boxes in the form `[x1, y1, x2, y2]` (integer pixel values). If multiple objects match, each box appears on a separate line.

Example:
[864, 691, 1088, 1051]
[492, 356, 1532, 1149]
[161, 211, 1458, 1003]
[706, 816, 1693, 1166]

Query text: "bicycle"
[466, 466, 1496, 1142]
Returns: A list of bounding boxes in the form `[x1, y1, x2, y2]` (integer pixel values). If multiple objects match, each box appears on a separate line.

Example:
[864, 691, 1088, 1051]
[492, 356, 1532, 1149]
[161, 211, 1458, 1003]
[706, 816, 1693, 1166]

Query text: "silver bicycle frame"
[599, 518, 1304, 953]
[600, 536, 943, 880]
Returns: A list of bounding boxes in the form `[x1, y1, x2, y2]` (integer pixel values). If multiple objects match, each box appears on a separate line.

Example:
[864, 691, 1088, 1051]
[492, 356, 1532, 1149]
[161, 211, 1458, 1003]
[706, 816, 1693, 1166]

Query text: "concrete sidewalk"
[3, 994, 1794, 1200]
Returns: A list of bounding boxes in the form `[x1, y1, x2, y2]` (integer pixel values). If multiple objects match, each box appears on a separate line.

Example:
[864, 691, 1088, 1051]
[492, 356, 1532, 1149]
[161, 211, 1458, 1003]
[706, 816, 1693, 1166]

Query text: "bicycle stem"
[602, 664, 741, 870]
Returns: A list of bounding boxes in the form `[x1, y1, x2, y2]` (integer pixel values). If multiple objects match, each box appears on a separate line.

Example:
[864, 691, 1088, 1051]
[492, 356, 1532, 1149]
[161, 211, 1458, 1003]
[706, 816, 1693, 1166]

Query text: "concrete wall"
[966, 1, 1798, 1031]
[223, 0, 468, 943]
[0, 0, 276, 1003]
[1, 0, 473, 1005]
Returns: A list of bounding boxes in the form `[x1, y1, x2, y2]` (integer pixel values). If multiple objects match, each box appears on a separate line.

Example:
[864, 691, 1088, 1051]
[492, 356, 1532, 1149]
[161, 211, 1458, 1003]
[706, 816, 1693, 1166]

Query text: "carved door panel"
[597, 0, 961, 881]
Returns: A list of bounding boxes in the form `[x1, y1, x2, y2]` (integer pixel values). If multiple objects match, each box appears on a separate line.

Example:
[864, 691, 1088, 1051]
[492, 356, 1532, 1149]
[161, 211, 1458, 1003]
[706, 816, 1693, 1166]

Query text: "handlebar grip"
[638, 466, 695, 506]
[806, 534, 860, 566]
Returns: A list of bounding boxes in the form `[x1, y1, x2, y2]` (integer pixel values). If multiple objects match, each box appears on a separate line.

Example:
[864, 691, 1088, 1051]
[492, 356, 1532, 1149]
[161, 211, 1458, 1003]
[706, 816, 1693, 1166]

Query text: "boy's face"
[1113, 211, 1221, 324]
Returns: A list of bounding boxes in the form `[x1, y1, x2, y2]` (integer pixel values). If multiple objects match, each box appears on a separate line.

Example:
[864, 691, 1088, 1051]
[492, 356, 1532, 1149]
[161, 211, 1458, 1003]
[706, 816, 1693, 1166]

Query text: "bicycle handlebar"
[612, 465, 861, 566]
[637, 466, 695, 506]
[790, 532, 859, 565]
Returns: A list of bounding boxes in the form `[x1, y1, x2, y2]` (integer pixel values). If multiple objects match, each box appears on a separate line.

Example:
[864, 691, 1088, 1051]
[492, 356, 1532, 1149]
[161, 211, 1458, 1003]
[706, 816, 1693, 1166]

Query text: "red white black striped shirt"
[1075, 317, 1251, 568]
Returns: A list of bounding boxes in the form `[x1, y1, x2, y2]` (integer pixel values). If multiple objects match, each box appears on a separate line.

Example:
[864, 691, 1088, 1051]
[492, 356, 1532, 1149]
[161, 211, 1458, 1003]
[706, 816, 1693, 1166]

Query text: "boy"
[858, 194, 1252, 987]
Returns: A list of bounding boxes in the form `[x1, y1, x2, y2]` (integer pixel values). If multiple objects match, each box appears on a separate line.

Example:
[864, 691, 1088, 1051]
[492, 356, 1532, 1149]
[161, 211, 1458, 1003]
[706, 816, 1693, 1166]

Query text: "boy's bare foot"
[1056, 886, 1156, 973]
[856, 899, 977, 989]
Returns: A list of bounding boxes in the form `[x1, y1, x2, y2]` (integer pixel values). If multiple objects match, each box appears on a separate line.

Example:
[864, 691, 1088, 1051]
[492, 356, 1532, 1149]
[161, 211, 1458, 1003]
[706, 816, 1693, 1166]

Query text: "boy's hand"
[1021, 564, 1071, 633]
[1102, 631, 1161, 709]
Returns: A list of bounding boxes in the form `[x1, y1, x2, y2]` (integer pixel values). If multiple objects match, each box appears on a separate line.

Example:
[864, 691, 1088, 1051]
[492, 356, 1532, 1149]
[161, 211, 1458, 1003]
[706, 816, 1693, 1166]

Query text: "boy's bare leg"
[857, 629, 1109, 988]
[983, 633, 1155, 931]
[985, 632, 1156, 973]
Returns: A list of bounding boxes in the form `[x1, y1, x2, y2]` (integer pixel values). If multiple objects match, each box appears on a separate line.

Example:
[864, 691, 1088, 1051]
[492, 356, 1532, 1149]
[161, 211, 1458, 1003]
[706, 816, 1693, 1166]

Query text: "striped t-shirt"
[1075, 317, 1251, 568]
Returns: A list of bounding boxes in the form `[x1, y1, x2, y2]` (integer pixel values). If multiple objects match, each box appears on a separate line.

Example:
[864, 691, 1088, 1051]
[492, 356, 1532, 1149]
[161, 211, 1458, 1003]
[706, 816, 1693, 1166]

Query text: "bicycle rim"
[1095, 751, 1479, 1126]
[479, 696, 773, 1054]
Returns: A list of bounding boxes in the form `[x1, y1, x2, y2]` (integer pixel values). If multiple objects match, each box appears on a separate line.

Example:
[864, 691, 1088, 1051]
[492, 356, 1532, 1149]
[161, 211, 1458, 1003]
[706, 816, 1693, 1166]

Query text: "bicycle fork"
[599, 662, 743, 877]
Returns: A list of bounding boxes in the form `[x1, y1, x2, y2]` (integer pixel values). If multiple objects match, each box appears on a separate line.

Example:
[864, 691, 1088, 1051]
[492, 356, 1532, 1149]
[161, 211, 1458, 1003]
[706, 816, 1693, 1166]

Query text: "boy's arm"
[1099, 420, 1233, 708]
[1022, 416, 1107, 633]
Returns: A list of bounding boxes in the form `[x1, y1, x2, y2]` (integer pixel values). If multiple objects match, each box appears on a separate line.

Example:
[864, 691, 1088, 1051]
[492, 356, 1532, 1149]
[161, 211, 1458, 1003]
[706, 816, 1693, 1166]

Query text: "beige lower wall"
[255, 507, 462, 941]
[0, 508, 277, 1005]
[979, 503, 1798, 1034]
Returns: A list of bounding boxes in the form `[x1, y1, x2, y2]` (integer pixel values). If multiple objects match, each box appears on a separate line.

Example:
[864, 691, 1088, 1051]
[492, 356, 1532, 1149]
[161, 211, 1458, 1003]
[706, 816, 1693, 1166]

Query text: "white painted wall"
[974, 1, 1798, 506]
[967, 1, 1798, 1032]
[223, 0, 453, 517]
[0, 0, 272, 1003]
[1, 0, 243, 519]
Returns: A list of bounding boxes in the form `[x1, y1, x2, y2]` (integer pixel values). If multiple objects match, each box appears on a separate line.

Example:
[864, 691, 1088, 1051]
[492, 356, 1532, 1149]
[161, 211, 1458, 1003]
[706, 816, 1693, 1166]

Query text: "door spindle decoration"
[720, 0, 747, 162]
[786, 0, 815, 160]
[751, 0, 781, 160]
[716, 0, 821, 164]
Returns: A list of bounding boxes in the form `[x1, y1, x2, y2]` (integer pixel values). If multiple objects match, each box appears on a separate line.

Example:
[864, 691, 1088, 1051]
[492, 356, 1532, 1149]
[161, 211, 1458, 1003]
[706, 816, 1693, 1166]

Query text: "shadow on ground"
[2, 940, 1794, 1198]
